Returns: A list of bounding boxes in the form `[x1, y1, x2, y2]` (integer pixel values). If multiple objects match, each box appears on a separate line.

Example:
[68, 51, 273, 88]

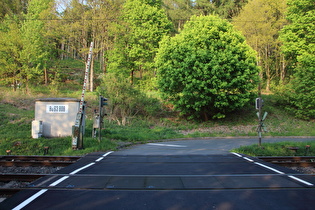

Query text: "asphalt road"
[1, 137, 315, 210]
[116, 136, 315, 155]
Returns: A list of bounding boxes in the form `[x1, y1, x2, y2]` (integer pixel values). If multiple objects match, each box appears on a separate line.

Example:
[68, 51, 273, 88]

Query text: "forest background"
[0, 0, 315, 124]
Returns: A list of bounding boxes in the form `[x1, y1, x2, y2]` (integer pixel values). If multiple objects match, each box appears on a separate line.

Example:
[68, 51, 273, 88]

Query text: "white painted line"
[12, 151, 114, 210]
[69, 162, 95, 175]
[147, 143, 187, 148]
[231, 152, 314, 187]
[95, 151, 113, 162]
[231, 152, 243, 157]
[254, 162, 285, 174]
[12, 189, 48, 210]
[243, 157, 254, 162]
[49, 176, 70, 187]
[103, 151, 114, 156]
[96, 151, 113, 162]
[288, 175, 314, 186]
[96, 157, 104, 162]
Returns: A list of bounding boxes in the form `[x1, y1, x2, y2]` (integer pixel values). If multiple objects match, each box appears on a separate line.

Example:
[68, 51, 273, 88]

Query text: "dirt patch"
[179, 125, 257, 135]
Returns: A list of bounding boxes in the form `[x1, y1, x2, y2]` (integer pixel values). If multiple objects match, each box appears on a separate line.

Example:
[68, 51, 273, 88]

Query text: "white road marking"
[103, 151, 114, 156]
[231, 152, 242, 157]
[96, 157, 104, 162]
[232, 152, 314, 186]
[288, 175, 314, 186]
[96, 151, 114, 162]
[49, 176, 70, 187]
[243, 157, 254, 162]
[147, 143, 187, 147]
[69, 162, 95, 175]
[12, 151, 113, 210]
[254, 162, 285, 174]
[12, 189, 48, 210]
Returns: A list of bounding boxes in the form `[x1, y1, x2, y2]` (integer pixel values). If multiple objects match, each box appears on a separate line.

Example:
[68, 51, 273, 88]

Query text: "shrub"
[155, 15, 259, 120]
[97, 73, 163, 125]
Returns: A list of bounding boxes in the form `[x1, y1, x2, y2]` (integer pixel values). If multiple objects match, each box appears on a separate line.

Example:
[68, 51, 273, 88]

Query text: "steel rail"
[0, 156, 81, 167]
[258, 156, 315, 167]
[0, 174, 43, 182]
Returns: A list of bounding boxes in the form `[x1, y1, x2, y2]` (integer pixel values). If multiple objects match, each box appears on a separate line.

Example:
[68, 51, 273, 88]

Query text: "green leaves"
[280, 0, 315, 120]
[108, 0, 172, 78]
[156, 15, 259, 120]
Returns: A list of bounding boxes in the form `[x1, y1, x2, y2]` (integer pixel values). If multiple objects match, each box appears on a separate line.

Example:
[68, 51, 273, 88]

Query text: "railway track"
[0, 155, 82, 167]
[1, 156, 315, 198]
[0, 174, 44, 196]
[0, 155, 82, 197]
[258, 156, 315, 167]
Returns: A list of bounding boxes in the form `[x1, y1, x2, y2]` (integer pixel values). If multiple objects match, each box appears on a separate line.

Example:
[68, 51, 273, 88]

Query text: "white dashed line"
[69, 162, 95, 175]
[12, 151, 114, 210]
[231, 152, 242, 157]
[254, 162, 285, 174]
[232, 152, 314, 186]
[12, 189, 48, 210]
[243, 157, 254, 162]
[288, 175, 314, 186]
[147, 143, 187, 147]
[49, 176, 70, 187]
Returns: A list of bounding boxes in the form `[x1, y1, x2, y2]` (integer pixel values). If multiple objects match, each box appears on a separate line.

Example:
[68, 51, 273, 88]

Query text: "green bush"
[156, 15, 259, 120]
[289, 54, 315, 120]
[97, 73, 164, 125]
[274, 54, 315, 120]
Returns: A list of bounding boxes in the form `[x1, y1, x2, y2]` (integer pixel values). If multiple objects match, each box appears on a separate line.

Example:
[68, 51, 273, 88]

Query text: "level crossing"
[2, 138, 315, 210]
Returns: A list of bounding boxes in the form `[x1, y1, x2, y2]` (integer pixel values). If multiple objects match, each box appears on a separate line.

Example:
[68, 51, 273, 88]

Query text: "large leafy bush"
[156, 15, 259, 120]
[97, 73, 162, 125]
[288, 54, 315, 119]
[279, 0, 315, 120]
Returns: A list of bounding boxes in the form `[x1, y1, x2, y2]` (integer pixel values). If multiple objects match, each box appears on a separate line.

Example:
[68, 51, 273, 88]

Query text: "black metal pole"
[258, 83, 262, 147]
[98, 96, 102, 142]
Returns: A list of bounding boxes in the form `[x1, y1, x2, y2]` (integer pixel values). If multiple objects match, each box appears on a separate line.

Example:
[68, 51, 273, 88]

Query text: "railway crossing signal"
[255, 98, 264, 110]
[72, 42, 94, 150]
[100, 96, 108, 107]
[256, 97, 267, 146]
[93, 96, 108, 142]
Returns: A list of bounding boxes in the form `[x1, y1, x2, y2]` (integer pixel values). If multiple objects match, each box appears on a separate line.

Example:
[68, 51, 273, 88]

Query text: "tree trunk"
[44, 67, 48, 85]
[130, 70, 134, 84]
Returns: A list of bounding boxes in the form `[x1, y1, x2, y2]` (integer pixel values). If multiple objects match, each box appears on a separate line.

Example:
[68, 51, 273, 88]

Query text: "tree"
[108, 0, 173, 85]
[0, 15, 23, 90]
[156, 15, 259, 120]
[288, 54, 315, 119]
[233, 0, 287, 90]
[279, 0, 315, 119]
[97, 72, 162, 125]
[0, 0, 29, 19]
[162, 0, 195, 31]
[194, 0, 248, 19]
[20, 0, 57, 88]
[280, 0, 315, 67]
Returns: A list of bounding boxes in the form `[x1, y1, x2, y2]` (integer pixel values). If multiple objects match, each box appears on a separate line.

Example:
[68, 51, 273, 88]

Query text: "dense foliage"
[1, 0, 315, 121]
[97, 73, 163, 125]
[233, 0, 287, 90]
[107, 0, 173, 84]
[156, 15, 259, 120]
[279, 0, 315, 119]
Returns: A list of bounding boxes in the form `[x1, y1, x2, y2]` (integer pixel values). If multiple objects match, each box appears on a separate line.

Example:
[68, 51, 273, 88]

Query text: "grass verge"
[1, 87, 315, 156]
[231, 141, 315, 156]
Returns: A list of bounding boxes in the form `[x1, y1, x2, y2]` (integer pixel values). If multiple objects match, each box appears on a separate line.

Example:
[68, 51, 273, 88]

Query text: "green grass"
[0, 95, 184, 156]
[1, 87, 315, 156]
[231, 141, 315, 157]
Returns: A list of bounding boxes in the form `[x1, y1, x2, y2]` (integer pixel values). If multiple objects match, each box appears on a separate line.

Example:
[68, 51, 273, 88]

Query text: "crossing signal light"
[100, 96, 108, 107]
[255, 98, 264, 110]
